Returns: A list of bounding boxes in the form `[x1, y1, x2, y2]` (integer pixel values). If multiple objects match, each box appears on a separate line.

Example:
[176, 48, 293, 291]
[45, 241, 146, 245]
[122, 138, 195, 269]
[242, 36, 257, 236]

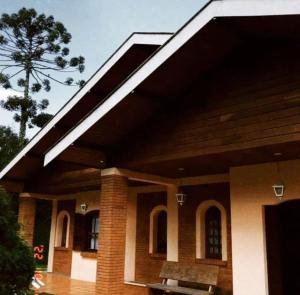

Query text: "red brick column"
[18, 194, 36, 246]
[96, 174, 128, 295]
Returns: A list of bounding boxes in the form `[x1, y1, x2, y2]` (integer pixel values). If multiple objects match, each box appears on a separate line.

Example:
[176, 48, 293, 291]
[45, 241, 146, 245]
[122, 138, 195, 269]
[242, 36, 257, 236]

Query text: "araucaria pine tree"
[0, 8, 85, 145]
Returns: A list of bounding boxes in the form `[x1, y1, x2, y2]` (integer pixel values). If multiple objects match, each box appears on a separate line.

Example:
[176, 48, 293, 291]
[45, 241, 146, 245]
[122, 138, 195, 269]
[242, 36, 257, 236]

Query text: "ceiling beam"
[101, 167, 175, 186]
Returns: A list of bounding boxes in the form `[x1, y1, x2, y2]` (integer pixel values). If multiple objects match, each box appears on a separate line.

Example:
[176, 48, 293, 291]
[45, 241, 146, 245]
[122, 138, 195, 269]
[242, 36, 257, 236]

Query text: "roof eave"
[0, 32, 172, 180]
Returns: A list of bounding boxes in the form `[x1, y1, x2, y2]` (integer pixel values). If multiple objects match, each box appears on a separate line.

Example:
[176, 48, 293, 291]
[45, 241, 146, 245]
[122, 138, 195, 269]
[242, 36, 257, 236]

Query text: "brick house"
[1, 1, 300, 294]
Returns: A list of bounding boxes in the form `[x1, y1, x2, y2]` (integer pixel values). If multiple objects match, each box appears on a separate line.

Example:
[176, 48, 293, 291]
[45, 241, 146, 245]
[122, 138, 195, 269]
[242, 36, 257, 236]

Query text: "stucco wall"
[71, 251, 97, 282]
[230, 159, 300, 295]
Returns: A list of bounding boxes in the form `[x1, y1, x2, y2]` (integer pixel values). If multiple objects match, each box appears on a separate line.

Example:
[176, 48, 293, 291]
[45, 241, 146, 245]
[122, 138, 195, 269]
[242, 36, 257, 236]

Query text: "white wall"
[124, 191, 137, 281]
[71, 251, 97, 282]
[47, 200, 57, 272]
[230, 159, 300, 295]
[167, 185, 178, 262]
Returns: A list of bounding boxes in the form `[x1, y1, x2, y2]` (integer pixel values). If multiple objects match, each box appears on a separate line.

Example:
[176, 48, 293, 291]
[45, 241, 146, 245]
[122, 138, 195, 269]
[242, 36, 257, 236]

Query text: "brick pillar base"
[96, 174, 128, 295]
[18, 194, 36, 246]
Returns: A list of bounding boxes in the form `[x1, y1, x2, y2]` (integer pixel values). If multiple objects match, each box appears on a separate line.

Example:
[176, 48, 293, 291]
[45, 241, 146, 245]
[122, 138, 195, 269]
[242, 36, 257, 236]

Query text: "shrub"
[0, 188, 35, 294]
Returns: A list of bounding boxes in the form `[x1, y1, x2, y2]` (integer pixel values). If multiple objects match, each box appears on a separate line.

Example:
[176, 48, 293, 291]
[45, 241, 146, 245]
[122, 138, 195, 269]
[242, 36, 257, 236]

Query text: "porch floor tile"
[35, 273, 96, 295]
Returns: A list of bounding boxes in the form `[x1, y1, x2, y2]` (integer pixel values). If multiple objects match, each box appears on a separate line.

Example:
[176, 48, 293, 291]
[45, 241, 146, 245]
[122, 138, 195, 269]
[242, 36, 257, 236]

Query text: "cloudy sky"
[0, 0, 208, 137]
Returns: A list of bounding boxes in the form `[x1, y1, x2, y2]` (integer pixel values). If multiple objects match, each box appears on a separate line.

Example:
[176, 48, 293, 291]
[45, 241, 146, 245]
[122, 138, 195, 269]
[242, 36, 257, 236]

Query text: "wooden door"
[280, 201, 300, 293]
[265, 205, 283, 295]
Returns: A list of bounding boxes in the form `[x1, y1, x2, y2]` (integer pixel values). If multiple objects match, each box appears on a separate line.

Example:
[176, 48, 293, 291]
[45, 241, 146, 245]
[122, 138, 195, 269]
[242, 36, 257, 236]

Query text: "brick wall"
[18, 196, 36, 246]
[135, 184, 232, 294]
[96, 175, 128, 295]
[53, 200, 75, 275]
[179, 183, 232, 293]
[135, 191, 167, 283]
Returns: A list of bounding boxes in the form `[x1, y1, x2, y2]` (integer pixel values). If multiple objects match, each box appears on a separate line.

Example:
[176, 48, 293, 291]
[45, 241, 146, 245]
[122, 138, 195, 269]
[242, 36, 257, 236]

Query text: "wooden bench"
[148, 261, 219, 295]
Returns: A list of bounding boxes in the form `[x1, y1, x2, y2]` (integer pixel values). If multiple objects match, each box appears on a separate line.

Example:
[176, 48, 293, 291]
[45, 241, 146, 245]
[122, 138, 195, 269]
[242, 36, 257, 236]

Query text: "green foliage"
[0, 125, 24, 170]
[0, 7, 85, 141]
[31, 112, 53, 128]
[0, 188, 35, 294]
[0, 96, 53, 129]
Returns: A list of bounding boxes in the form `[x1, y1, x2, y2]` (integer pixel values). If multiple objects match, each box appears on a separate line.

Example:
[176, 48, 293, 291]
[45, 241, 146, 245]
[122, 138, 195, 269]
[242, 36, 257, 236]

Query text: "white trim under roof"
[44, 0, 300, 166]
[0, 32, 172, 179]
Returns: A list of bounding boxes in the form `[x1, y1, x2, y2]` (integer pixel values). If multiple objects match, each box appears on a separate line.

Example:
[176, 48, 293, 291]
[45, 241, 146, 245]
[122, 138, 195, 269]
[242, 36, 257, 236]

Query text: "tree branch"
[7, 68, 25, 79]
[35, 69, 76, 86]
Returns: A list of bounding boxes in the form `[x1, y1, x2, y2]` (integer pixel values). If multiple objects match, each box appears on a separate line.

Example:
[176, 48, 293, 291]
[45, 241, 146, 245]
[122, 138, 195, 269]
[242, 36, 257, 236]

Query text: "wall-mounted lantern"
[273, 161, 285, 200]
[272, 182, 285, 200]
[176, 192, 186, 206]
[80, 203, 88, 213]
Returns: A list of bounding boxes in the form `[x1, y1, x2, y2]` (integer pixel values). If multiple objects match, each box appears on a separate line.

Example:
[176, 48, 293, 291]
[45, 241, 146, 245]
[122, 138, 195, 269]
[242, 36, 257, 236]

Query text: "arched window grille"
[196, 200, 227, 261]
[205, 206, 222, 259]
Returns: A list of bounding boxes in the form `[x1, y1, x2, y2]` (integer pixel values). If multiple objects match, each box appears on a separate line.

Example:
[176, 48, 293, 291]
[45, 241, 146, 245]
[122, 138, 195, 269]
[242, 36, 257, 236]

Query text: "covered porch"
[22, 167, 232, 294]
[20, 159, 300, 295]
[3, 1, 300, 294]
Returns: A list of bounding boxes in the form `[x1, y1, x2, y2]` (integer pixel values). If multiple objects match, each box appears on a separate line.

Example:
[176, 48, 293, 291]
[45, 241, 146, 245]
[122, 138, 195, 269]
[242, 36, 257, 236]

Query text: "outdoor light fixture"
[273, 162, 285, 200]
[80, 203, 88, 213]
[272, 182, 285, 200]
[176, 192, 186, 206]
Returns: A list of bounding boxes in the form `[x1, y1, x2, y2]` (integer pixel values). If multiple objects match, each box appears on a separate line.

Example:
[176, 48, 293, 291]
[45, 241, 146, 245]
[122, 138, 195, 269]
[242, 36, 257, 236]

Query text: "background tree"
[0, 125, 24, 170]
[0, 187, 35, 294]
[0, 8, 85, 145]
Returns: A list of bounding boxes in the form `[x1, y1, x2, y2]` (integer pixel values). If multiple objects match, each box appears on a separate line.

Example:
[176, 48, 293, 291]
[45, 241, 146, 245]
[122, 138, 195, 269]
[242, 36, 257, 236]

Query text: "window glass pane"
[95, 217, 99, 233]
[61, 216, 68, 247]
[156, 211, 167, 254]
[205, 206, 222, 259]
[86, 212, 100, 251]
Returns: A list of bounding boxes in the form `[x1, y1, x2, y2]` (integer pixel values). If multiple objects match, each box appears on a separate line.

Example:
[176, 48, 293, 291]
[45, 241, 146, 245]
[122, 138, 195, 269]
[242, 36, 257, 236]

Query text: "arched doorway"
[265, 200, 300, 295]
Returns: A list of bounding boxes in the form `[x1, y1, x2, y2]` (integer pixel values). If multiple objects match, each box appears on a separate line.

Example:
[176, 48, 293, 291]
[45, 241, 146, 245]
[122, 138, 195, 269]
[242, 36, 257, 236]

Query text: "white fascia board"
[0, 33, 172, 180]
[131, 33, 173, 46]
[44, 0, 300, 166]
[215, 0, 300, 17]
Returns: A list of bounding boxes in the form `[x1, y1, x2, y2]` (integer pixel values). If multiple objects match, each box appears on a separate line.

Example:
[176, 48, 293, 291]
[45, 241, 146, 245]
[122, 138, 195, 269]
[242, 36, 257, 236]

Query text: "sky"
[0, 0, 208, 137]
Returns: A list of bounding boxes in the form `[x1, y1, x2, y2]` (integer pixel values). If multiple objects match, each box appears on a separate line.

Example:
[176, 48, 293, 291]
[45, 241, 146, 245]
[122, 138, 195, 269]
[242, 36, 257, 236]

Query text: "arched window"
[149, 205, 167, 255]
[55, 210, 70, 248]
[205, 206, 221, 259]
[196, 200, 227, 261]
